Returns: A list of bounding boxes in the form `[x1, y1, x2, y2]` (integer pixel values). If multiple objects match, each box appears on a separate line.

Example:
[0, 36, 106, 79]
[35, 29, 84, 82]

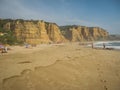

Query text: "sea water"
[93, 41, 120, 50]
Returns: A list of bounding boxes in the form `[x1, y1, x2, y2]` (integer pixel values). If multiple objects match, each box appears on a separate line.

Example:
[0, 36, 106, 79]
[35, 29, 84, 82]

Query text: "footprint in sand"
[104, 85, 108, 90]
[100, 79, 107, 83]
[66, 56, 71, 59]
[97, 64, 108, 90]
[18, 61, 32, 64]
[115, 72, 120, 79]
[97, 68, 100, 71]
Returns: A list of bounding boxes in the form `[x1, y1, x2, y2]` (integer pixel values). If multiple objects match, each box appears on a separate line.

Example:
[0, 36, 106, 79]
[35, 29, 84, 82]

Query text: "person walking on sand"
[103, 43, 105, 49]
[92, 42, 94, 48]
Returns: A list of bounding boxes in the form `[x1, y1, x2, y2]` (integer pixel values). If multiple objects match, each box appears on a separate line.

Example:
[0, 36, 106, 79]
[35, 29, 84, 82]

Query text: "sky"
[0, 0, 120, 34]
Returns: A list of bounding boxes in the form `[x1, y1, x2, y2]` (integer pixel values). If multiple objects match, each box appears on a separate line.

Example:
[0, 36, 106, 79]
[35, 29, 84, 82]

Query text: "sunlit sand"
[0, 43, 120, 90]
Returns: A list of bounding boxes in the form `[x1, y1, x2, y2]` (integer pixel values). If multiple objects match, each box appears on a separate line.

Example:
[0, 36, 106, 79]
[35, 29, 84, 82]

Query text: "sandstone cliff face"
[2, 20, 67, 44]
[0, 19, 109, 44]
[71, 27, 83, 42]
[15, 21, 65, 44]
[46, 23, 67, 42]
[89, 27, 108, 40]
[14, 21, 45, 44]
[37, 21, 50, 43]
[60, 25, 108, 41]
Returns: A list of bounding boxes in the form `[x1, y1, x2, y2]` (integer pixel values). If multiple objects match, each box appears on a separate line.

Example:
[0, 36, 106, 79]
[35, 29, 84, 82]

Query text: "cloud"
[0, 0, 66, 21]
[64, 19, 100, 26]
[54, 17, 100, 27]
[0, 0, 42, 19]
[0, 0, 98, 27]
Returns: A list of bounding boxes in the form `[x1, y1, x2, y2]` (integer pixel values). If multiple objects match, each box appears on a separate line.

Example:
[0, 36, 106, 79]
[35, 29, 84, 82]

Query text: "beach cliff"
[0, 19, 109, 44]
[60, 25, 108, 42]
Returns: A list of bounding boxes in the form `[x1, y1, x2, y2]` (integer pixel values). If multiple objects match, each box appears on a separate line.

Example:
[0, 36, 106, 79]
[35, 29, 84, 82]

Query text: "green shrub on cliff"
[0, 27, 22, 45]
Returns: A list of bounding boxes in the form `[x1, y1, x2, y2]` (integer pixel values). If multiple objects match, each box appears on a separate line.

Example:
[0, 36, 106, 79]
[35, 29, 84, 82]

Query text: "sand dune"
[0, 43, 120, 90]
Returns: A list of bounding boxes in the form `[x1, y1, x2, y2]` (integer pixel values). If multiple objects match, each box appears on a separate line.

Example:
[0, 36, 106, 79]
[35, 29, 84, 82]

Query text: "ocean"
[88, 41, 120, 50]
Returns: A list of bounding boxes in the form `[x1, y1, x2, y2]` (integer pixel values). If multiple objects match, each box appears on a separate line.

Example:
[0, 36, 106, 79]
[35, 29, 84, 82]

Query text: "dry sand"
[0, 42, 120, 90]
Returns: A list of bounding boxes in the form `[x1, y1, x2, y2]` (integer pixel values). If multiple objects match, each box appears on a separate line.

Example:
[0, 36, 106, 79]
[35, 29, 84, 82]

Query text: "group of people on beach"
[92, 42, 106, 49]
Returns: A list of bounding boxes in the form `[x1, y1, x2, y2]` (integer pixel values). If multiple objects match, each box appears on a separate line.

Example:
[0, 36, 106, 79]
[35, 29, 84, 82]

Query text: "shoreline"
[81, 41, 120, 50]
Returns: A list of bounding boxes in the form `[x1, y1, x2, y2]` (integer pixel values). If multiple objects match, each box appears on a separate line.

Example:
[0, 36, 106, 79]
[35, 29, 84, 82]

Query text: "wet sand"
[0, 43, 120, 90]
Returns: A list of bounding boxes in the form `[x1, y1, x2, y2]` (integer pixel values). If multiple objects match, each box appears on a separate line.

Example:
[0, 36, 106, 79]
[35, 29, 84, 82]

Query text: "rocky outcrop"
[3, 22, 11, 30]
[60, 25, 108, 41]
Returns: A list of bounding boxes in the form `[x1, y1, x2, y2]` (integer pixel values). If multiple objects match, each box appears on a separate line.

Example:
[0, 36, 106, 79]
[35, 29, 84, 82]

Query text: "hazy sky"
[0, 0, 120, 34]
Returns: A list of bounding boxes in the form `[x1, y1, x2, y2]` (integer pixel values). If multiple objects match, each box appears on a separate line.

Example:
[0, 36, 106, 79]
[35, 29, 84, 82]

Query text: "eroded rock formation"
[46, 23, 67, 42]
[60, 25, 108, 41]
[1, 19, 67, 44]
[0, 19, 109, 44]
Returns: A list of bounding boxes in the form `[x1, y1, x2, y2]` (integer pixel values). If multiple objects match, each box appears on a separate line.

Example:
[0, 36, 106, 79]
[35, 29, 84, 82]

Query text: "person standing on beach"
[4, 46, 8, 53]
[92, 42, 94, 48]
[103, 43, 105, 49]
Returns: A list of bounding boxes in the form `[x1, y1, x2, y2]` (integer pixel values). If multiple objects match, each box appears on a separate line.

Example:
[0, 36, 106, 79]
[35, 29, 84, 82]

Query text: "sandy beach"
[0, 42, 120, 90]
